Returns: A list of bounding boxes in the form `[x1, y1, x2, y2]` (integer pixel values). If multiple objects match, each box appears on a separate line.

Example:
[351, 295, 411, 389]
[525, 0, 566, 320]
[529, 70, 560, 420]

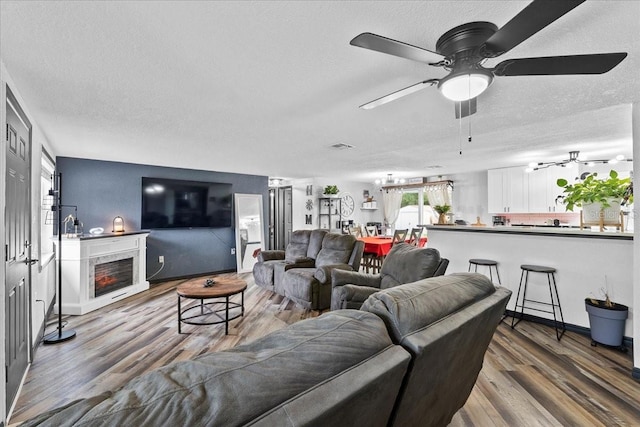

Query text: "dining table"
[359, 236, 428, 257]
[358, 236, 427, 273]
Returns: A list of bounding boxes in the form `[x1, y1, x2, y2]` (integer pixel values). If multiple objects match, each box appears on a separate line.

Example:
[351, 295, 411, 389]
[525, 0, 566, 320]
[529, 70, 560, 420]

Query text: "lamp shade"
[112, 216, 125, 233]
[438, 70, 493, 102]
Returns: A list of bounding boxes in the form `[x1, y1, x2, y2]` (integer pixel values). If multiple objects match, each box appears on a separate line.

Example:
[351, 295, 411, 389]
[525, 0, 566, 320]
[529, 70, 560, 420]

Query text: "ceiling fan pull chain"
[468, 103, 472, 143]
[467, 78, 472, 144]
[458, 104, 463, 155]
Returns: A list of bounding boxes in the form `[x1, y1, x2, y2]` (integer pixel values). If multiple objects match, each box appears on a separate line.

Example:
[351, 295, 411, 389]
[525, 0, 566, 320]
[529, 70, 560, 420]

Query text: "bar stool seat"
[511, 264, 565, 340]
[468, 258, 501, 285]
[520, 264, 555, 273]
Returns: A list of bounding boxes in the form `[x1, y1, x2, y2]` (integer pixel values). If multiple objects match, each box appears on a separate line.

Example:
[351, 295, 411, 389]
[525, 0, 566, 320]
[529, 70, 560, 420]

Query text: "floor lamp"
[43, 172, 77, 344]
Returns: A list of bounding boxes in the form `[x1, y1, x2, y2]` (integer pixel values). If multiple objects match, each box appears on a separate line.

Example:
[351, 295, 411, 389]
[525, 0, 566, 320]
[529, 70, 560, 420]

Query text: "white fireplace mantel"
[54, 231, 150, 315]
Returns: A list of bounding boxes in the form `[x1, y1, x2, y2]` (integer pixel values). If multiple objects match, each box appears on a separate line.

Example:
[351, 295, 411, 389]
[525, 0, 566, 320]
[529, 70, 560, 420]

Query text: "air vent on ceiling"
[330, 143, 355, 150]
[425, 165, 444, 169]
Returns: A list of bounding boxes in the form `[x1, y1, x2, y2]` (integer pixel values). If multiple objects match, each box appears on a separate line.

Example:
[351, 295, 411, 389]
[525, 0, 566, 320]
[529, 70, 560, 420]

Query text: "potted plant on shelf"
[556, 170, 633, 230]
[434, 204, 451, 225]
[323, 185, 339, 197]
[585, 286, 628, 352]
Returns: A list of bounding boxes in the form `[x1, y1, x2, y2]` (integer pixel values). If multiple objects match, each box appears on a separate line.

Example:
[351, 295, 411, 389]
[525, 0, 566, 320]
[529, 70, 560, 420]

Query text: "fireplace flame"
[95, 275, 118, 288]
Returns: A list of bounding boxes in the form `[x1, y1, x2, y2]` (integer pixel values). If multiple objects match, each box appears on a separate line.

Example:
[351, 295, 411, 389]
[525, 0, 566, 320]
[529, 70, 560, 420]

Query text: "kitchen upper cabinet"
[487, 169, 506, 213]
[487, 167, 528, 213]
[489, 166, 576, 214]
[528, 167, 574, 213]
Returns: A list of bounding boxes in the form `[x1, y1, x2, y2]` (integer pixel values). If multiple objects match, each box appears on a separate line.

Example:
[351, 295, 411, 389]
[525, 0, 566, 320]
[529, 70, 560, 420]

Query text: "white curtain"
[382, 190, 403, 230]
[424, 183, 452, 207]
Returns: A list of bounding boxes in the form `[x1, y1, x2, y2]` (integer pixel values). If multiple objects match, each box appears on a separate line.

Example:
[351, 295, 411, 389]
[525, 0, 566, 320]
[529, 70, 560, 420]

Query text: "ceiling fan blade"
[350, 33, 445, 64]
[359, 79, 439, 110]
[481, 0, 585, 58]
[493, 53, 627, 76]
[454, 98, 477, 119]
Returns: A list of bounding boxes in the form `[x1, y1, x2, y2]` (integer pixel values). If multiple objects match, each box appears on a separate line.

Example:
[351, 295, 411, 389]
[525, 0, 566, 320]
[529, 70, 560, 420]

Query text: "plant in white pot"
[556, 170, 633, 231]
[323, 185, 339, 197]
[585, 284, 628, 352]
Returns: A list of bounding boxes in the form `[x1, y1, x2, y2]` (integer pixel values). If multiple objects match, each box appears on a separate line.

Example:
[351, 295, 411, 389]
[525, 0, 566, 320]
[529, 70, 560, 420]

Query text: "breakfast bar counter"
[425, 225, 633, 337]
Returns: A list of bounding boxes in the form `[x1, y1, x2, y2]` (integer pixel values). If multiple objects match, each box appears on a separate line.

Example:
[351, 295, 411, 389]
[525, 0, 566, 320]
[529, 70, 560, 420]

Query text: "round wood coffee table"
[176, 276, 247, 335]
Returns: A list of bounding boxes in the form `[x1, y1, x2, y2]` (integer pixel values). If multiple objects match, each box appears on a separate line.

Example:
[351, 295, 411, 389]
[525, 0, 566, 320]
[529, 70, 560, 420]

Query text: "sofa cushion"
[21, 311, 397, 427]
[316, 234, 357, 267]
[284, 230, 312, 263]
[306, 229, 327, 259]
[361, 273, 496, 341]
[379, 244, 443, 290]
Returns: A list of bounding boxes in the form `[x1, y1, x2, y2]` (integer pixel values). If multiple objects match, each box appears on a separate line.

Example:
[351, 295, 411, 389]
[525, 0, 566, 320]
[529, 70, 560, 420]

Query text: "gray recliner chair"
[330, 243, 449, 311]
[280, 233, 364, 310]
[252, 229, 327, 291]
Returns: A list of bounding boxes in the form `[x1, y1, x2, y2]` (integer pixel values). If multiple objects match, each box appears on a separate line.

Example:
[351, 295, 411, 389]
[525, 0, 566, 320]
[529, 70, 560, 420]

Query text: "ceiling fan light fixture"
[438, 70, 493, 101]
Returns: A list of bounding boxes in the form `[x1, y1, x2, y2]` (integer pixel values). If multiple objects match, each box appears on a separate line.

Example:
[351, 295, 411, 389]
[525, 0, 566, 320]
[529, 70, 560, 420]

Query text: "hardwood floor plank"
[10, 274, 639, 425]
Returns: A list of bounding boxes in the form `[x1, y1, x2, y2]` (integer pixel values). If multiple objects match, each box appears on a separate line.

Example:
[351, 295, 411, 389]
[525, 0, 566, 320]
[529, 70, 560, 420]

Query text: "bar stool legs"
[468, 259, 501, 285]
[511, 264, 566, 341]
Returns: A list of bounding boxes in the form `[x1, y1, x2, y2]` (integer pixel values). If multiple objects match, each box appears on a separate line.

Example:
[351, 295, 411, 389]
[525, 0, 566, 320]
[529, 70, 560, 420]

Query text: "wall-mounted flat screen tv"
[141, 177, 233, 229]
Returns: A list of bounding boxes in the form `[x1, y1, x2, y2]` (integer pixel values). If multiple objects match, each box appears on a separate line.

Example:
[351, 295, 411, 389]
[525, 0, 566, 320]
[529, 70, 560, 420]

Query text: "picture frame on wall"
[306, 185, 313, 196]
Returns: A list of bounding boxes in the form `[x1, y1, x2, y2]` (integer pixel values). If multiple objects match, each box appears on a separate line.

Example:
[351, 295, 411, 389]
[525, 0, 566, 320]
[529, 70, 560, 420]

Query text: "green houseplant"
[556, 170, 632, 230]
[323, 185, 339, 196]
[556, 170, 632, 211]
[434, 204, 451, 225]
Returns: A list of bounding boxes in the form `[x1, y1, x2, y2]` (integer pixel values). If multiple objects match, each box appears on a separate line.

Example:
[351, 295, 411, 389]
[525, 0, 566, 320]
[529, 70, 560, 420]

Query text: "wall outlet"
[231, 248, 236, 255]
[158, 255, 164, 263]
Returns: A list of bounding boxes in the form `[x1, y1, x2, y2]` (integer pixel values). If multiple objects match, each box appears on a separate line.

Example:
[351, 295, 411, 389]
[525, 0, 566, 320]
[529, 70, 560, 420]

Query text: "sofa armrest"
[337, 284, 382, 305]
[314, 264, 353, 284]
[258, 250, 285, 262]
[434, 258, 449, 277]
[331, 269, 382, 290]
[283, 257, 316, 271]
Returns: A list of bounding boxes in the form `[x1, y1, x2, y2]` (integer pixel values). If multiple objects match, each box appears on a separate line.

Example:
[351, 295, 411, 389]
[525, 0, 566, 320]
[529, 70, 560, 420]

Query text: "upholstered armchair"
[253, 229, 326, 291]
[330, 243, 448, 310]
[280, 233, 364, 310]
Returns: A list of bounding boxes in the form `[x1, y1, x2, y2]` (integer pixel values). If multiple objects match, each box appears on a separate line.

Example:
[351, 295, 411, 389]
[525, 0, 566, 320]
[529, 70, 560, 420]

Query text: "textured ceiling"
[1, 1, 638, 182]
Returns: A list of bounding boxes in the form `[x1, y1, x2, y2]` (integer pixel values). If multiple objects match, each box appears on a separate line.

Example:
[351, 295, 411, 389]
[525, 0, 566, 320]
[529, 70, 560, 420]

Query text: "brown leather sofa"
[20, 273, 510, 427]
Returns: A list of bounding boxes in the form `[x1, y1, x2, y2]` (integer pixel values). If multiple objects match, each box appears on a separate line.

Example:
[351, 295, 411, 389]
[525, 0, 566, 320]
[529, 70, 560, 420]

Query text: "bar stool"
[468, 259, 501, 285]
[511, 264, 566, 341]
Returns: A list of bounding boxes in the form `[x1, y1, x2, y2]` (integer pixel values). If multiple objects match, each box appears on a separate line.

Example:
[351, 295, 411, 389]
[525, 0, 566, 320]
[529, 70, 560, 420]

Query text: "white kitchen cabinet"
[487, 167, 528, 213]
[487, 169, 506, 213]
[527, 167, 574, 213]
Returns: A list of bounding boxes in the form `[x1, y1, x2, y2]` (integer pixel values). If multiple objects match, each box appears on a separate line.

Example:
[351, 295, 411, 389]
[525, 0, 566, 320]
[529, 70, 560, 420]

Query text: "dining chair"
[365, 225, 378, 237]
[408, 227, 423, 246]
[348, 225, 363, 238]
[391, 229, 408, 246]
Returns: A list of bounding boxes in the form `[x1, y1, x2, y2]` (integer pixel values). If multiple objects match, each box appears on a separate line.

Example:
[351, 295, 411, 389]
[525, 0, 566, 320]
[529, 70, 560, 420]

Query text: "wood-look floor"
[10, 273, 639, 426]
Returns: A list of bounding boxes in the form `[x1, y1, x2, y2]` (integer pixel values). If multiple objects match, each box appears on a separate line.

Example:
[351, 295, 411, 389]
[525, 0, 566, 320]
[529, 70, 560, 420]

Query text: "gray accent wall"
[57, 157, 268, 281]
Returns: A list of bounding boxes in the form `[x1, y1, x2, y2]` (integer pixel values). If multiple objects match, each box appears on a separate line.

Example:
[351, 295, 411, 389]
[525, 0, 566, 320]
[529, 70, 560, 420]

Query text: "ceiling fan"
[351, 0, 627, 118]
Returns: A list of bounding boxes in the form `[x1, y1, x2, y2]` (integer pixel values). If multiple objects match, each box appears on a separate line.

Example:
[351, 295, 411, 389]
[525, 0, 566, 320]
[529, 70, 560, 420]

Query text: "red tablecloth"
[359, 237, 427, 257]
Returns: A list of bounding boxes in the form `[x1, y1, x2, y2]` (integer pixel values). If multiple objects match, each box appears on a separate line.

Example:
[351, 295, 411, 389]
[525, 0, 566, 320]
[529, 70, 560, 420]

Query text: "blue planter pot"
[585, 298, 628, 347]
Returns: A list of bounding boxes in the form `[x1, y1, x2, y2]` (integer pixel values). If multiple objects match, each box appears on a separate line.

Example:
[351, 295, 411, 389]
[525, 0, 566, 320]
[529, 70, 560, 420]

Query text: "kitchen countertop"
[425, 224, 633, 240]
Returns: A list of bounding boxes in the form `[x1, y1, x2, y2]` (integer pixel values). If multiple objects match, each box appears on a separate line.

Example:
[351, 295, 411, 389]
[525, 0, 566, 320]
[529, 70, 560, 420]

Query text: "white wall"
[290, 178, 384, 231]
[1, 59, 58, 422]
[448, 171, 490, 225]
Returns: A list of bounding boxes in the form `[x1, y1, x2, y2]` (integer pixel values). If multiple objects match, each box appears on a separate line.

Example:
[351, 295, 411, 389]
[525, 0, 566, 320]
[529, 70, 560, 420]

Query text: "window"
[396, 190, 438, 229]
[39, 149, 55, 269]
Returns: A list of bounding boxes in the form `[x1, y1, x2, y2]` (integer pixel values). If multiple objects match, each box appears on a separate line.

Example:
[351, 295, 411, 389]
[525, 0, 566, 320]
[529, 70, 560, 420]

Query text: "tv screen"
[141, 177, 233, 229]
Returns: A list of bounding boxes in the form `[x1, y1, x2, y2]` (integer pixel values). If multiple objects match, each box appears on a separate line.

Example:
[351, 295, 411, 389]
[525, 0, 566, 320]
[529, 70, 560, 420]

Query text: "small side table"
[177, 276, 247, 335]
